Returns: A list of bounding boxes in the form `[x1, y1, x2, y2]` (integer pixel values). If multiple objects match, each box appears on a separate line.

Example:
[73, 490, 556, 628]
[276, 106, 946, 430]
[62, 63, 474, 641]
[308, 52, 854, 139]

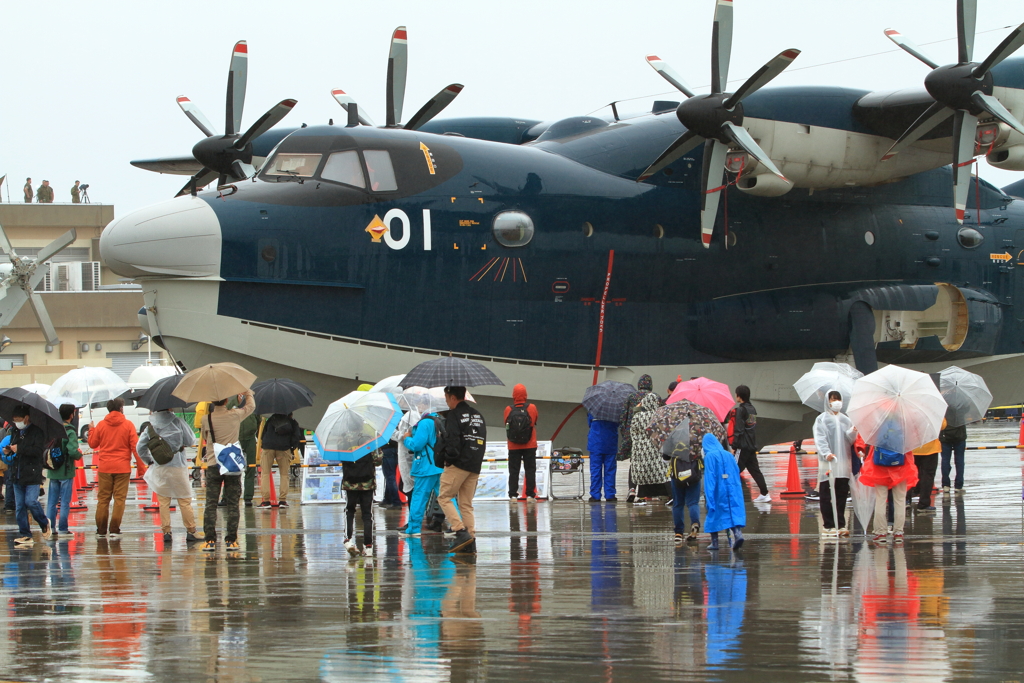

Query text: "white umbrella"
[47, 367, 130, 409]
[850, 474, 875, 535]
[848, 365, 947, 453]
[939, 366, 993, 427]
[20, 383, 51, 396]
[401, 386, 450, 416]
[793, 362, 863, 413]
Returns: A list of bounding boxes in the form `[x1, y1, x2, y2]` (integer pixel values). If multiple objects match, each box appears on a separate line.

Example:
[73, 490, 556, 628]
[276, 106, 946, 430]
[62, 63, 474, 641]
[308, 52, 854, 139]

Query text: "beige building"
[0, 203, 164, 387]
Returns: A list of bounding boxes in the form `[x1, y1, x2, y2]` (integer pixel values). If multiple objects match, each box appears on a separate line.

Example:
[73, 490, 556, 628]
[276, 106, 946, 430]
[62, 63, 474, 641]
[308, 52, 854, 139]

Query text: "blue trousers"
[381, 448, 401, 505]
[589, 451, 616, 500]
[14, 484, 48, 537]
[941, 440, 966, 490]
[407, 473, 441, 534]
[47, 479, 75, 533]
[671, 476, 702, 534]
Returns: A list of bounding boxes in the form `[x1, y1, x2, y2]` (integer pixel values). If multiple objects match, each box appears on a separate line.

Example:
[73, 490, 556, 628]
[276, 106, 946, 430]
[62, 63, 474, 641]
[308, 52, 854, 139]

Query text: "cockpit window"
[363, 150, 398, 192]
[265, 153, 321, 177]
[321, 151, 366, 188]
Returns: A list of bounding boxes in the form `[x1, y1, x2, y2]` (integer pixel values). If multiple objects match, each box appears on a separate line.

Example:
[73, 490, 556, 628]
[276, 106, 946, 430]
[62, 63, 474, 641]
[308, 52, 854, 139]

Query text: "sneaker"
[345, 539, 359, 557]
[201, 540, 216, 552]
[163, 532, 172, 543]
[753, 493, 771, 503]
[41, 523, 52, 541]
[362, 545, 374, 557]
[893, 531, 904, 543]
[277, 500, 289, 508]
[606, 497, 618, 502]
[805, 491, 820, 501]
[838, 528, 850, 537]
[217, 500, 227, 507]
[887, 525, 894, 534]
[588, 497, 600, 503]
[954, 488, 965, 496]
[731, 528, 745, 550]
[872, 533, 888, 543]
[509, 495, 518, 501]
[401, 530, 421, 537]
[674, 533, 684, 545]
[396, 524, 408, 532]
[447, 529, 474, 553]
[14, 536, 33, 545]
[443, 528, 456, 539]
[942, 486, 951, 493]
[108, 533, 121, 541]
[96, 532, 107, 539]
[688, 523, 700, 541]
[257, 501, 273, 509]
[626, 489, 637, 503]
[821, 528, 839, 537]
[186, 531, 204, 542]
[226, 541, 240, 551]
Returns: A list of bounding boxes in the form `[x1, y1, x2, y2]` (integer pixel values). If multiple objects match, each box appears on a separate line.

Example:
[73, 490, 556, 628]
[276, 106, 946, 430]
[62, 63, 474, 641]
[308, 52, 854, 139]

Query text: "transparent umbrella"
[793, 362, 863, 413]
[848, 365, 947, 453]
[314, 392, 403, 462]
[850, 474, 875, 535]
[47, 367, 131, 420]
[939, 366, 993, 427]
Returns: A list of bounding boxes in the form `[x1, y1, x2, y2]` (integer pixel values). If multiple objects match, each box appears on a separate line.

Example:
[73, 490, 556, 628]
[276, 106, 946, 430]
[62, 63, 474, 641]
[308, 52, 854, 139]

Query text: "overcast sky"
[1, 0, 1022, 215]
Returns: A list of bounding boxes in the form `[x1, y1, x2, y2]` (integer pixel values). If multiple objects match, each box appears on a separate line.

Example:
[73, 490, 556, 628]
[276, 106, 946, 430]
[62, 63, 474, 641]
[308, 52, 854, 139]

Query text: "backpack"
[44, 441, 66, 471]
[144, 422, 176, 466]
[661, 420, 697, 483]
[343, 452, 376, 482]
[505, 403, 533, 445]
[873, 447, 905, 467]
[428, 415, 447, 468]
[274, 420, 294, 436]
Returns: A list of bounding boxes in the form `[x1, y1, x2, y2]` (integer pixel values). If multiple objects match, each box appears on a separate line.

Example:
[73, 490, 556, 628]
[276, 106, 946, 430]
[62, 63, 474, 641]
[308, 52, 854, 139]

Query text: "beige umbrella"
[171, 362, 257, 403]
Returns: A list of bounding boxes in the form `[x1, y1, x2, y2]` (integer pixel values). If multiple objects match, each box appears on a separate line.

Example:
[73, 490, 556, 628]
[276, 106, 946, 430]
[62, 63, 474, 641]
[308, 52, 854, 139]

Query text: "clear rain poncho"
[812, 390, 857, 483]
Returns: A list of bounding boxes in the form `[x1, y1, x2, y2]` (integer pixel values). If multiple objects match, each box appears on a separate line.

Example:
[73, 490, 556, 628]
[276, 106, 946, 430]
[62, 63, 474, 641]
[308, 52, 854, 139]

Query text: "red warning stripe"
[233, 41, 248, 55]
[393, 28, 408, 41]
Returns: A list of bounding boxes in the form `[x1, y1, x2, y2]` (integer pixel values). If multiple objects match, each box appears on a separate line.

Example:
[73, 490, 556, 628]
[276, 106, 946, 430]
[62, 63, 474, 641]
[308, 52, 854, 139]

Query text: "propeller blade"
[644, 55, 695, 98]
[700, 139, 728, 248]
[720, 122, 785, 180]
[234, 99, 297, 150]
[956, 0, 976, 64]
[637, 130, 704, 182]
[723, 49, 800, 109]
[225, 41, 248, 136]
[331, 89, 375, 126]
[26, 289, 58, 346]
[404, 84, 464, 130]
[36, 230, 76, 264]
[974, 20, 1024, 76]
[883, 29, 940, 69]
[880, 101, 953, 161]
[710, 0, 733, 95]
[0, 224, 18, 261]
[970, 92, 1024, 137]
[175, 168, 218, 198]
[176, 96, 216, 137]
[231, 160, 257, 180]
[952, 110, 979, 224]
[130, 156, 204, 175]
[386, 26, 408, 126]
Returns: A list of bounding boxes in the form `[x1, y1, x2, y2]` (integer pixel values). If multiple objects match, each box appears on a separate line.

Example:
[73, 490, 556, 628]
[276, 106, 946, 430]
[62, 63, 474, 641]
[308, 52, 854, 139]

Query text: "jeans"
[4, 475, 14, 509]
[589, 452, 616, 500]
[14, 484, 48, 536]
[204, 469, 242, 543]
[737, 448, 768, 496]
[941, 440, 966, 489]
[96, 472, 131, 535]
[508, 447, 537, 498]
[382, 446, 400, 505]
[670, 476, 701, 534]
[407, 474, 440, 534]
[46, 478, 75, 533]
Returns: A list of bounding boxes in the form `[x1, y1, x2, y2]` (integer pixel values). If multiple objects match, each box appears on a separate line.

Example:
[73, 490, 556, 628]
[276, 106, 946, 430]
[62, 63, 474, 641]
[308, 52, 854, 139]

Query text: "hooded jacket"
[701, 433, 746, 533]
[89, 410, 145, 474]
[8, 423, 47, 486]
[812, 391, 857, 482]
[617, 374, 656, 460]
[404, 412, 443, 477]
[261, 413, 301, 451]
[138, 410, 196, 468]
[503, 384, 538, 450]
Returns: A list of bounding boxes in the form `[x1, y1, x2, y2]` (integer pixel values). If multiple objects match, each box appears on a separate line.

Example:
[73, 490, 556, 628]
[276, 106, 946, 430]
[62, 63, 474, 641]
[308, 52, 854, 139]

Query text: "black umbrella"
[0, 387, 66, 442]
[399, 357, 504, 389]
[582, 381, 635, 422]
[252, 378, 315, 415]
[136, 374, 189, 412]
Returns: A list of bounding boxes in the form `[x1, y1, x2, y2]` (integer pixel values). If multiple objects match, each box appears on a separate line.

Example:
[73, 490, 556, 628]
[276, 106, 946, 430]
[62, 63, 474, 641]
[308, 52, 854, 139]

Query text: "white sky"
[1, 0, 1022, 215]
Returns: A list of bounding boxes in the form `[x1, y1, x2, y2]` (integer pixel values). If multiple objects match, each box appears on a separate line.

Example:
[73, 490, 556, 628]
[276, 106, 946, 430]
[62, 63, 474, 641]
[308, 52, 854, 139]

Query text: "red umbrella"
[666, 377, 735, 422]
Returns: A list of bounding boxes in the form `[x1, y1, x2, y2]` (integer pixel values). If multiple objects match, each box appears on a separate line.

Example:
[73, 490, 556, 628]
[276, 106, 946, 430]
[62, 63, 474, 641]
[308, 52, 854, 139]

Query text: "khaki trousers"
[95, 472, 131, 535]
[438, 466, 479, 536]
[874, 481, 908, 535]
[260, 449, 292, 502]
[157, 494, 197, 534]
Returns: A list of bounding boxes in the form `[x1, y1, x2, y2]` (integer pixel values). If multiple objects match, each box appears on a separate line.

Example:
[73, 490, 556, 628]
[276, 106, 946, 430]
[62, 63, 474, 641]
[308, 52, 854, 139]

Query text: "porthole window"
[864, 231, 875, 246]
[582, 222, 594, 237]
[654, 224, 665, 239]
[957, 227, 984, 249]
[726, 231, 737, 248]
[492, 211, 535, 247]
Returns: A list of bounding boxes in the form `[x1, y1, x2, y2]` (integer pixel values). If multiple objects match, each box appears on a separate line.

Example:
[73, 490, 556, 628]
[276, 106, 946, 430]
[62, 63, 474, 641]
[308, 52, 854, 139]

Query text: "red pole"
[591, 250, 615, 386]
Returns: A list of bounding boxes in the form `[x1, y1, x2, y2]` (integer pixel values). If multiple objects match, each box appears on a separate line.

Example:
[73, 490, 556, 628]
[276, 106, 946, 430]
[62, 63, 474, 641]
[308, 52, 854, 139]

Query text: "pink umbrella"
[666, 377, 735, 422]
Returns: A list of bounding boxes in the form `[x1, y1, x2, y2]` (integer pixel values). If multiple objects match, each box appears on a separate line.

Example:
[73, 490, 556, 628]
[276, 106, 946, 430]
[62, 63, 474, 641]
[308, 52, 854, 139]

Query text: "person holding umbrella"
[139, 407, 201, 544]
[2, 406, 51, 545]
[198, 389, 256, 551]
[258, 412, 301, 509]
[812, 390, 858, 537]
[582, 381, 633, 503]
[437, 386, 487, 554]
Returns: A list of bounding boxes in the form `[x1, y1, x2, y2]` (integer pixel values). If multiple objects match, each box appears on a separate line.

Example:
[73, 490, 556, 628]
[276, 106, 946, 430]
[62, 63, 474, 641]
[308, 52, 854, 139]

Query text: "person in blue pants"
[401, 412, 444, 536]
[587, 413, 619, 502]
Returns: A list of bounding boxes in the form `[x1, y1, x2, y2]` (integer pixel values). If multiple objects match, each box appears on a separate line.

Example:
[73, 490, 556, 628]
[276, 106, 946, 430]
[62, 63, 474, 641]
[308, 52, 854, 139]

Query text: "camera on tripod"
[79, 183, 91, 203]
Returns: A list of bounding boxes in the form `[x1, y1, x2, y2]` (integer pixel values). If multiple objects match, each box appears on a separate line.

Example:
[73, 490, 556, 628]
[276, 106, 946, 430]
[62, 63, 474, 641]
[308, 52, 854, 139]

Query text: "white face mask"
[829, 401, 843, 412]
[13, 421, 26, 430]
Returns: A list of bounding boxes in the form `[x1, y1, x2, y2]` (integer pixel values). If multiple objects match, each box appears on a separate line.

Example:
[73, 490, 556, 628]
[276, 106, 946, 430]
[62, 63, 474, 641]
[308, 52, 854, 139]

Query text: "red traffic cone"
[69, 467, 88, 511]
[1017, 417, 1024, 448]
[780, 444, 806, 498]
[267, 465, 279, 506]
[143, 491, 174, 512]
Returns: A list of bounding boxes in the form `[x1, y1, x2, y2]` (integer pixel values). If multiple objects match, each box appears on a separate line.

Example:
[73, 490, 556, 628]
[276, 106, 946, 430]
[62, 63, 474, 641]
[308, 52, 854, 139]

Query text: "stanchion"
[780, 444, 806, 498]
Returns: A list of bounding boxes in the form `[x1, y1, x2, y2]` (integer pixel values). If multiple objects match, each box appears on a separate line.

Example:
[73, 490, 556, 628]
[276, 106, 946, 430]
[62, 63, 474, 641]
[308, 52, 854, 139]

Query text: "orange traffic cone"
[143, 491, 174, 512]
[69, 466, 88, 511]
[268, 465, 279, 506]
[1017, 417, 1024, 448]
[780, 443, 806, 498]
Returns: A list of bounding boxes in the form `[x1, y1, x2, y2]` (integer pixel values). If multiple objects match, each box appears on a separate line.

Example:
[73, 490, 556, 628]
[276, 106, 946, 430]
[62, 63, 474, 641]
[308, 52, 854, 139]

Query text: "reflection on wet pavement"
[1, 423, 1023, 681]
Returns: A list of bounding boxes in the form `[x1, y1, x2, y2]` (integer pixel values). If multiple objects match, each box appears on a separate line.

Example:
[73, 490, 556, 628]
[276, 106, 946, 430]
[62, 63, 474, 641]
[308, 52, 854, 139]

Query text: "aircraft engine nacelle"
[735, 173, 795, 197]
[987, 145, 1024, 172]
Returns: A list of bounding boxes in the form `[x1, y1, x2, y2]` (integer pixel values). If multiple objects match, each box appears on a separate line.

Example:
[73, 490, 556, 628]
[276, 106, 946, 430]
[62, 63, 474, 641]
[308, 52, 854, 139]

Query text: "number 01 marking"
[383, 209, 432, 251]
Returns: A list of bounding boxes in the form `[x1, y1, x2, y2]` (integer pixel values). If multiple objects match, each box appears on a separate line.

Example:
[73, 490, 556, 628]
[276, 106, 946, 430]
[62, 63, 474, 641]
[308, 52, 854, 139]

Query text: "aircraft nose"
[100, 196, 222, 278]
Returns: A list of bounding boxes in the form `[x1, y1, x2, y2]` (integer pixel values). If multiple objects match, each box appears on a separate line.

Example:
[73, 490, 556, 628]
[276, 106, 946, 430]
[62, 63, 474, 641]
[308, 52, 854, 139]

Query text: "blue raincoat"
[701, 433, 746, 533]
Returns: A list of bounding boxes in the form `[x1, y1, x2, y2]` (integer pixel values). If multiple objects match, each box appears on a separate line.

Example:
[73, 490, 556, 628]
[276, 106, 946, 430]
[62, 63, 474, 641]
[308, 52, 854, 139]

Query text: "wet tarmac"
[2, 422, 1024, 681]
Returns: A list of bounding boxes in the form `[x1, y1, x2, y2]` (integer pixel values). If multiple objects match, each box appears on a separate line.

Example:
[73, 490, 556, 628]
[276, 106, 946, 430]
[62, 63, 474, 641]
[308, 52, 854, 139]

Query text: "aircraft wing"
[130, 156, 204, 175]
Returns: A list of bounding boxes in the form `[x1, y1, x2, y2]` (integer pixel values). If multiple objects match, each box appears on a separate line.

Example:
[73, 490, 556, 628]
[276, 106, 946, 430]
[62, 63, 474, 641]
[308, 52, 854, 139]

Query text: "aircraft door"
[1016, 229, 1024, 321]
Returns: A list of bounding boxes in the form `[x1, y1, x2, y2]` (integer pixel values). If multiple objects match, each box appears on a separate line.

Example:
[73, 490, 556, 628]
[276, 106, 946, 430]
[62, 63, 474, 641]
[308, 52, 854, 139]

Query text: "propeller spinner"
[0, 222, 77, 346]
[881, 0, 1024, 223]
[331, 27, 464, 132]
[639, 0, 799, 248]
[174, 41, 298, 197]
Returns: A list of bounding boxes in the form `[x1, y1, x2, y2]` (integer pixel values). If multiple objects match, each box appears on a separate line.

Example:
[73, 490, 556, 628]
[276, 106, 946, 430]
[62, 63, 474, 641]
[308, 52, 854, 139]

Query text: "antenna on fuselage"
[347, 103, 359, 128]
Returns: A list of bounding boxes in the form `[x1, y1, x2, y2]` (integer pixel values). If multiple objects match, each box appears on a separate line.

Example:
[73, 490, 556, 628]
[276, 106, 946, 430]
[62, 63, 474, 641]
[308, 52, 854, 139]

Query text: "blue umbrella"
[313, 392, 402, 462]
[582, 381, 635, 422]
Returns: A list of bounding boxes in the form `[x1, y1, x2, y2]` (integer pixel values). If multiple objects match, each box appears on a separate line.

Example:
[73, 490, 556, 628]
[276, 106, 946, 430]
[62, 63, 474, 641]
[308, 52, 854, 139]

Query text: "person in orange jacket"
[88, 397, 147, 539]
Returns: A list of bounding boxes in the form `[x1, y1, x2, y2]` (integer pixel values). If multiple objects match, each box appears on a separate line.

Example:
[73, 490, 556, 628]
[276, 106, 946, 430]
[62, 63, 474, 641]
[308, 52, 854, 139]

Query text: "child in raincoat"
[812, 390, 857, 537]
[858, 423, 917, 543]
[701, 433, 746, 550]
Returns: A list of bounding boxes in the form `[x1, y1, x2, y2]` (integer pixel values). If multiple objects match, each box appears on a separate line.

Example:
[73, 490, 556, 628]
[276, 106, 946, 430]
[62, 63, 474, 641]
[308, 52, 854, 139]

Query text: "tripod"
[80, 187, 90, 204]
